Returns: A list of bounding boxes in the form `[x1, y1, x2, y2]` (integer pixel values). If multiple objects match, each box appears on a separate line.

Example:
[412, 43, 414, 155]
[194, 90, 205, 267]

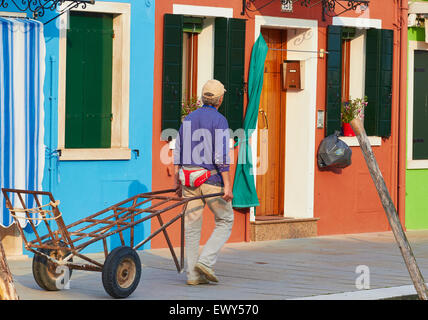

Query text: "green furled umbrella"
[232, 34, 268, 208]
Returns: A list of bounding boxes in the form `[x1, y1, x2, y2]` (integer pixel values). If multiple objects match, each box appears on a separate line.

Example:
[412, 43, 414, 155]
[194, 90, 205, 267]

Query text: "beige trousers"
[183, 183, 234, 281]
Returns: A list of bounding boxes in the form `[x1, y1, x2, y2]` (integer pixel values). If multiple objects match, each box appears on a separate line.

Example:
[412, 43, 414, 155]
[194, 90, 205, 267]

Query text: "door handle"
[259, 109, 268, 129]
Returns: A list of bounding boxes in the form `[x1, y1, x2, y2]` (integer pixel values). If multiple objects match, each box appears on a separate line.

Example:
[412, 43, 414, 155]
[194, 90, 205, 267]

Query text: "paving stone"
[6, 230, 428, 300]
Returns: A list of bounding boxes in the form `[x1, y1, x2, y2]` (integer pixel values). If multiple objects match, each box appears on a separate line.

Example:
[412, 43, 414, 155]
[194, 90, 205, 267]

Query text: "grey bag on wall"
[317, 131, 352, 169]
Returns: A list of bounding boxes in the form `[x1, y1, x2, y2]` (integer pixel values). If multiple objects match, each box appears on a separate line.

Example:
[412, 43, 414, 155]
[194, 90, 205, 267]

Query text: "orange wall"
[151, 1, 247, 249]
[151, 0, 403, 248]
[314, 1, 404, 235]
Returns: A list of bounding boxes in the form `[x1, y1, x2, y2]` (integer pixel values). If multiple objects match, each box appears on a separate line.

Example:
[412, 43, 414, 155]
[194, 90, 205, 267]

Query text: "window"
[182, 17, 202, 102]
[412, 50, 428, 160]
[408, 41, 428, 168]
[58, 2, 131, 160]
[325, 25, 393, 138]
[341, 28, 354, 103]
[161, 14, 246, 139]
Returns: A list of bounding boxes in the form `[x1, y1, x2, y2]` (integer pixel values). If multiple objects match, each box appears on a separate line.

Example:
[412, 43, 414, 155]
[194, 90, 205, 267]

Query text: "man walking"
[174, 79, 234, 285]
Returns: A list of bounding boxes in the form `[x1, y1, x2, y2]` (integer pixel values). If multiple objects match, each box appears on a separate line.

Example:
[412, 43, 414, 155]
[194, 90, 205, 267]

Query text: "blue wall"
[21, 0, 155, 254]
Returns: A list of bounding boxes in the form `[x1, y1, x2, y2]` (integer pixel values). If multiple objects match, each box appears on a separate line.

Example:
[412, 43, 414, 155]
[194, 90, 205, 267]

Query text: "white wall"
[283, 27, 317, 219]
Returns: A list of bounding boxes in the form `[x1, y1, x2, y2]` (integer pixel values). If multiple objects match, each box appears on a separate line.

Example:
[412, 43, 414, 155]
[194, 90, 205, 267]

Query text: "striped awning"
[0, 17, 45, 229]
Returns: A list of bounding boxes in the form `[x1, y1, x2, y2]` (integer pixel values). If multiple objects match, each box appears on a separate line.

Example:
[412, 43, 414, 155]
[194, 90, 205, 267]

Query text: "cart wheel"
[102, 246, 141, 299]
[32, 240, 73, 291]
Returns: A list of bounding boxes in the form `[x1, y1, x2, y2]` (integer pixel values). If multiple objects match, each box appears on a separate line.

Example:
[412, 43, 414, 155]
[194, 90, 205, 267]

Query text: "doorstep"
[250, 216, 319, 241]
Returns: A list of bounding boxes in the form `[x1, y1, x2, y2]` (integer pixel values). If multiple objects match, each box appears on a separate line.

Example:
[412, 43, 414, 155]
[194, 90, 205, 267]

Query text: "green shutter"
[65, 12, 113, 148]
[325, 25, 342, 136]
[364, 29, 380, 136]
[161, 14, 183, 137]
[378, 29, 393, 137]
[227, 18, 246, 132]
[214, 17, 229, 115]
[214, 18, 246, 132]
[364, 29, 393, 137]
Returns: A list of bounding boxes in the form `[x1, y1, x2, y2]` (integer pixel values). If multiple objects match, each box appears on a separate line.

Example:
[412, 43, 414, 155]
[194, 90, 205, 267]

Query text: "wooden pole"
[0, 239, 19, 300]
[350, 118, 428, 300]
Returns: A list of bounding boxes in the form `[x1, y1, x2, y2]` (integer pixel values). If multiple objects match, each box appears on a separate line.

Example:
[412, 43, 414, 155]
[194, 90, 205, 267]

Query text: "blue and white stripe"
[0, 18, 45, 229]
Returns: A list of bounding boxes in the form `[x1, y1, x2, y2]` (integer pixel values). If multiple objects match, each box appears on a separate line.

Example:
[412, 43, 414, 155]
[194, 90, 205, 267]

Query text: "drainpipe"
[398, 0, 408, 227]
[48, 55, 56, 194]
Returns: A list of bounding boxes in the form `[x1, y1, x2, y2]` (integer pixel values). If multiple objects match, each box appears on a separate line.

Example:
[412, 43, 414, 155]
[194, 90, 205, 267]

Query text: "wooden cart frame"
[1, 188, 222, 297]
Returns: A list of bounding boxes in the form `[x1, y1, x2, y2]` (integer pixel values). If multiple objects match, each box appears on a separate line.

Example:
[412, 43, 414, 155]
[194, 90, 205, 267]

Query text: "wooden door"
[256, 28, 287, 217]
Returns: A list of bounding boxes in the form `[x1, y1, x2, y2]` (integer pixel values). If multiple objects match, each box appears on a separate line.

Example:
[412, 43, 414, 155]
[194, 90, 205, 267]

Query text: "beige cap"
[201, 80, 226, 99]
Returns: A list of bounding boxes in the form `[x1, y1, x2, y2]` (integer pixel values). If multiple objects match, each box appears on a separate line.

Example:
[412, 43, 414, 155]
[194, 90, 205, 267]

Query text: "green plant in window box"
[341, 96, 368, 123]
[341, 96, 368, 136]
[181, 96, 202, 121]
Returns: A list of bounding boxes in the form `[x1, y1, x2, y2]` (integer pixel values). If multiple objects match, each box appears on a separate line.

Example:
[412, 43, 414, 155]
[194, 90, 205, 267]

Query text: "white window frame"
[172, 4, 233, 18]
[58, 1, 131, 160]
[169, 5, 234, 149]
[407, 40, 428, 169]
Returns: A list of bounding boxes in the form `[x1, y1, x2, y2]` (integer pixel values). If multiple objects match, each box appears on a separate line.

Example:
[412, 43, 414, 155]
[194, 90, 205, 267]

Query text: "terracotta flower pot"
[342, 122, 355, 137]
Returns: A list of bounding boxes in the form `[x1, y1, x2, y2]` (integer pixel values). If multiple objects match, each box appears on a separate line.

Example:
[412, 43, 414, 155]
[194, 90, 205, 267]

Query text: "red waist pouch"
[178, 167, 216, 187]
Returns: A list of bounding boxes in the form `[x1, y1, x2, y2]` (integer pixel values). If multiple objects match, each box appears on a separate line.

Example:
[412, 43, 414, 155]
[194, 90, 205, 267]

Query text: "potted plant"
[181, 96, 202, 121]
[341, 96, 368, 136]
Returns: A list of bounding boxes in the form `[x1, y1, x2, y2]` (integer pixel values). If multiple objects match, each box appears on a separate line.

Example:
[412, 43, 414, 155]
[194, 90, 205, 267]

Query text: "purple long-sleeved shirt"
[173, 105, 230, 186]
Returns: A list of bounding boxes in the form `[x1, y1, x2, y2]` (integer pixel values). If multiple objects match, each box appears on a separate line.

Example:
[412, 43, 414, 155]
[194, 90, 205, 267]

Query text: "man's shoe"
[186, 277, 209, 285]
[195, 262, 219, 282]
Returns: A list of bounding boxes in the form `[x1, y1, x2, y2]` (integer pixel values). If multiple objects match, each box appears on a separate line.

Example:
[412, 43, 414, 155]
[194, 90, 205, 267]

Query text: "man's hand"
[174, 165, 182, 197]
[222, 185, 233, 202]
[220, 171, 233, 202]
[175, 183, 182, 198]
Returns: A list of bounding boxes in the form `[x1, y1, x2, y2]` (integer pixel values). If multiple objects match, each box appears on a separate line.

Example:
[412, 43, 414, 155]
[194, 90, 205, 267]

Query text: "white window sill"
[339, 136, 382, 147]
[407, 160, 428, 170]
[59, 148, 132, 161]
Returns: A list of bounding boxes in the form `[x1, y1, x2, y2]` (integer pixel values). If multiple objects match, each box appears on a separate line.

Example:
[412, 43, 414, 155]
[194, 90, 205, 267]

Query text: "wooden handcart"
[1, 188, 222, 298]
